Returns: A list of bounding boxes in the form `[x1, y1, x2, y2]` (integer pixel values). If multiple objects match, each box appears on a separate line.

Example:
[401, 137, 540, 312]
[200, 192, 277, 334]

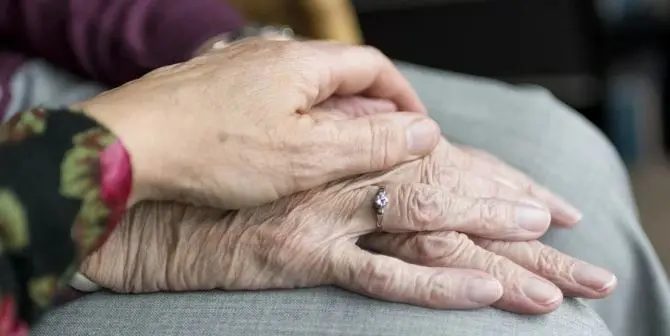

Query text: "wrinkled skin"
[82, 139, 616, 315]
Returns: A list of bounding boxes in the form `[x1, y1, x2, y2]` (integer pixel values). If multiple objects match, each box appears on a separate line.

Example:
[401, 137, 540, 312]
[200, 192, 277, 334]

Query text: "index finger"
[455, 145, 583, 226]
[302, 40, 426, 113]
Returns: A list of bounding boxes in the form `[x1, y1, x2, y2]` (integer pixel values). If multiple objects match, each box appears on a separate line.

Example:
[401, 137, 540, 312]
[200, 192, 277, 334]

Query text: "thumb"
[330, 244, 503, 309]
[320, 112, 440, 176]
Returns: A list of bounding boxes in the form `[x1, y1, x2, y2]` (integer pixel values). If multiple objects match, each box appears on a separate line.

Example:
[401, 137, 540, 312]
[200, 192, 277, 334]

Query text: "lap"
[396, 61, 670, 335]
[34, 288, 610, 336]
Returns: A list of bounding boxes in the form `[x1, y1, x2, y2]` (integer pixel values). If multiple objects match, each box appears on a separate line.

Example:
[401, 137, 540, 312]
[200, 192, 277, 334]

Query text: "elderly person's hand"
[75, 39, 439, 209]
[317, 97, 584, 228]
[313, 103, 613, 314]
[343, 139, 613, 314]
[80, 140, 615, 315]
[355, 143, 615, 314]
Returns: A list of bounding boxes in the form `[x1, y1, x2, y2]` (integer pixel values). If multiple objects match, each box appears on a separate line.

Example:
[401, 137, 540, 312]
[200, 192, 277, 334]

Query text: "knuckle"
[478, 253, 510, 279]
[414, 232, 473, 265]
[403, 185, 443, 231]
[361, 259, 397, 295]
[435, 166, 461, 191]
[531, 243, 568, 275]
[472, 237, 496, 250]
[472, 240, 526, 281]
[425, 272, 454, 303]
[478, 199, 513, 227]
[367, 118, 403, 170]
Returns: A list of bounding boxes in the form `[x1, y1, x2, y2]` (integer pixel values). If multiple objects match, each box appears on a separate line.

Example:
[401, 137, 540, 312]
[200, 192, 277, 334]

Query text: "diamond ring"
[373, 186, 389, 231]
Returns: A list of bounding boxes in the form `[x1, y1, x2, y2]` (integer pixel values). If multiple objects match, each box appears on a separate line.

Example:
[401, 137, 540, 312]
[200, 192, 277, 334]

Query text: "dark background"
[353, 0, 670, 164]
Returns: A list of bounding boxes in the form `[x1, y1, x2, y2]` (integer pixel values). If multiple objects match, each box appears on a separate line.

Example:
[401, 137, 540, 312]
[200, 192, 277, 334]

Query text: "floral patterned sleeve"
[0, 108, 132, 335]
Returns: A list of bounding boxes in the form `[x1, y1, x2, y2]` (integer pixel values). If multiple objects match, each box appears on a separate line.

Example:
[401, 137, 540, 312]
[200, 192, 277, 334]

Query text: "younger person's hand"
[77, 39, 438, 209]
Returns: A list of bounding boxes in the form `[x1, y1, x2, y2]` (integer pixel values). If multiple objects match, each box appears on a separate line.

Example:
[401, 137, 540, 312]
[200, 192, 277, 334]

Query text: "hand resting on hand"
[81, 139, 615, 315]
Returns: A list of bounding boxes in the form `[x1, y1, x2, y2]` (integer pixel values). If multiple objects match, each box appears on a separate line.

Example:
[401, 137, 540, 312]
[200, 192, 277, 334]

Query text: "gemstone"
[374, 189, 388, 214]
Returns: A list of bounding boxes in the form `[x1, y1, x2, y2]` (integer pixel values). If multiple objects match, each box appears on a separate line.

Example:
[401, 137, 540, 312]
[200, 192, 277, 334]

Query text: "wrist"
[73, 101, 157, 205]
[79, 202, 237, 293]
[79, 202, 167, 293]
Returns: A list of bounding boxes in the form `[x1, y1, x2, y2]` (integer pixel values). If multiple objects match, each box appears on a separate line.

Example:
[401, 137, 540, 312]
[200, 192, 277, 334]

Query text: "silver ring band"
[373, 186, 389, 232]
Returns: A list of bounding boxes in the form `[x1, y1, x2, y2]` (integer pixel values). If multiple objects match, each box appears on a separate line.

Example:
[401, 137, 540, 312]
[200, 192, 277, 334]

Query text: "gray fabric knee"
[34, 288, 612, 336]
[395, 61, 670, 336]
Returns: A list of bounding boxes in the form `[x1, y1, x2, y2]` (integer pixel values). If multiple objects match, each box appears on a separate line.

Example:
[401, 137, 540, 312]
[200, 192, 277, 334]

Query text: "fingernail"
[467, 278, 503, 304]
[400, 116, 440, 155]
[522, 278, 561, 305]
[515, 205, 551, 232]
[572, 263, 616, 291]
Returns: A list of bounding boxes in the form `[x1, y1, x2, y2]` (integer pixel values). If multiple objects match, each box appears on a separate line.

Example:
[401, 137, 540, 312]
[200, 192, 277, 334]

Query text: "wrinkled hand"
[441, 144, 583, 227]
[314, 99, 615, 313]
[318, 98, 584, 227]
[339, 139, 615, 314]
[76, 39, 439, 209]
[81, 138, 614, 314]
[81, 142, 569, 310]
[82, 179, 528, 310]
[360, 231, 616, 314]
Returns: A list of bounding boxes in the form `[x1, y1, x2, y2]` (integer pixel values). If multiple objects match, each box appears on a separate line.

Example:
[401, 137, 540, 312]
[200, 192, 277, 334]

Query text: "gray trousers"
[7, 59, 668, 336]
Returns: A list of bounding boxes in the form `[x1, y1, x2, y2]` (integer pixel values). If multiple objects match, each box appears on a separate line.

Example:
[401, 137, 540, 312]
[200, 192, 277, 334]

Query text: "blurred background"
[233, 0, 670, 273]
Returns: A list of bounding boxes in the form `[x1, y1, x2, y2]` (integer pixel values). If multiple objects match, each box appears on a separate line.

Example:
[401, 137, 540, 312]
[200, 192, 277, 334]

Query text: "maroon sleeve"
[0, 0, 245, 86]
